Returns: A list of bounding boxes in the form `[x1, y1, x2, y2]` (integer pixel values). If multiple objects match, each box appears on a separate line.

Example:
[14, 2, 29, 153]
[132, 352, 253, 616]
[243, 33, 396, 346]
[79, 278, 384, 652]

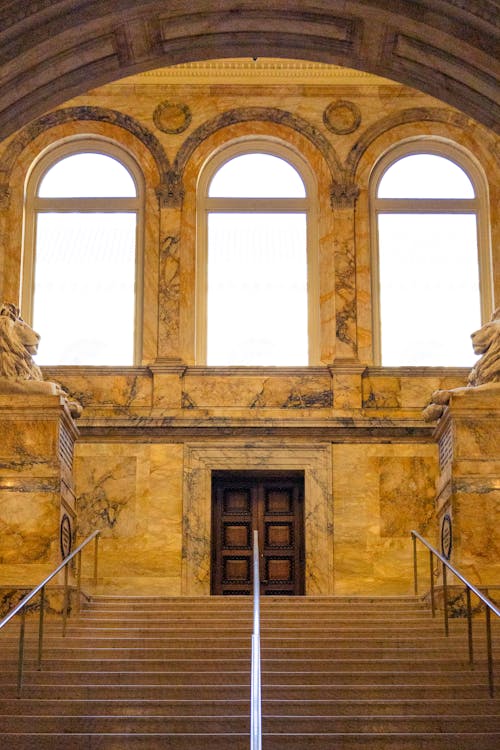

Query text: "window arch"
[22, 138, 143, 365]
[196, 140, 319, 365]
[371, 140, 492, 366]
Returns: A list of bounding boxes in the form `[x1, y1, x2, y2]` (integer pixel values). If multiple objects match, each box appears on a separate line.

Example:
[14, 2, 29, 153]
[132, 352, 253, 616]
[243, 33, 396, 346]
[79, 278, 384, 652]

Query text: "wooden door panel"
[265, 488, 294, 514]
[223, 522, 251, 548]
[223, 488, 251, 513]
[265, 521, 293, 547]
[212, 472, 304, 596]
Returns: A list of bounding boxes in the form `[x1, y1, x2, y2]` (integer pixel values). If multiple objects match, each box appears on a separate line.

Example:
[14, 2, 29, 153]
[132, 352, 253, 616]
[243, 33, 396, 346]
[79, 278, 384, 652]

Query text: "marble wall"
[333, 444, 438, 594]
[75, 443, 184, 594]
[0, 67, 497, 598]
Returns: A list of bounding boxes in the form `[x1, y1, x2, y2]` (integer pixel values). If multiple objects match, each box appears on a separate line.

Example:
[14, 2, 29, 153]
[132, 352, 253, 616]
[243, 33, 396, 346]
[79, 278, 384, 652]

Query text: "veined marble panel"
[182, 443, 333, 595]
[182, 373, 332, 409]
[362, 369, 469, 409]
[332, 444, 438, 595]
[42, 368, 153, 416]
[74, 443, 184, 592]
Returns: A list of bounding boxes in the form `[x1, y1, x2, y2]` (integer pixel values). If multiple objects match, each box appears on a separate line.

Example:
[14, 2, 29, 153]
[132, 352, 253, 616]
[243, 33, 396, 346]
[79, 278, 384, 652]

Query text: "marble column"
[0, 393, 79, 588]
[434, 384, 500, 586]
[331, 183, 359, 361]
[157, 199, 182, 362]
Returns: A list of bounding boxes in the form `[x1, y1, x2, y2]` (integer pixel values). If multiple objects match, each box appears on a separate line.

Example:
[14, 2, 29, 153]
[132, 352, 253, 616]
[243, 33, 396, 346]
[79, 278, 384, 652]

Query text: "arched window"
[371, 142, 492, 366]
[196, 141, 318, 365]
[22, 139, 143, 365]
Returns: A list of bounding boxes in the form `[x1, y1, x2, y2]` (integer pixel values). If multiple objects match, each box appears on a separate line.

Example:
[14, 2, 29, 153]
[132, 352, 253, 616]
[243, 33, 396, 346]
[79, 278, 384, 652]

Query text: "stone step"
[3, 636, 492, 654]
[0, 594, 497, 750]
[3, 644, 493, 660]
[1, 697, 498, 717]
[0, 656, 488, 672]
[0, 667, 490, 686]
[4, 623, 456, 636]
[0, 713, 499, 733]
[1, 682, 494, 701]
[1, 732, 500, 750]
[70, 611, 434, 629]
[86, 594, 427, 609]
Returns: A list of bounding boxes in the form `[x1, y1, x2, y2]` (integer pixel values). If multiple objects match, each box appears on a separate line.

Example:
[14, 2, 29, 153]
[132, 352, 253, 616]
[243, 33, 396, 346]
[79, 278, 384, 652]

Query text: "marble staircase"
[0, 595, 499, 748]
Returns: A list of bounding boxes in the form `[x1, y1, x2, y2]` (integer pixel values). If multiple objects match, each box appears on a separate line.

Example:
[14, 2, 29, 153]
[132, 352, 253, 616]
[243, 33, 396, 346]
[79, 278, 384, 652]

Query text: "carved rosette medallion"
[153, 101, 192, 134]
[323, 100, 361, 135]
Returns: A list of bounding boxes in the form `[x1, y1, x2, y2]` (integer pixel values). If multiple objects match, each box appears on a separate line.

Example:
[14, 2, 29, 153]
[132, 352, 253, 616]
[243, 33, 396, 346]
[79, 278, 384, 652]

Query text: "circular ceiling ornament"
[323, 100, 361, 135]
[153, 101, 192, 134]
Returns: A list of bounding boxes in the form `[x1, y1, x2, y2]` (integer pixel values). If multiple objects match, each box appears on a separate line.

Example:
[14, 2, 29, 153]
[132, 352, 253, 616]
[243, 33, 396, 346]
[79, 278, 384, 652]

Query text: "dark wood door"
[211, 471, 304, 596]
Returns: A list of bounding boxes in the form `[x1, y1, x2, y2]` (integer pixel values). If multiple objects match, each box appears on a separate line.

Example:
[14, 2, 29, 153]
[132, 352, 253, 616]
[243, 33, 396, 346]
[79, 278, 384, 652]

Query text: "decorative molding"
[153, 101, 192, 134]
[323, 100, 361, 135]
[155, 170, 185, 207]
[182, 443, 334, 595]
[330, 179, 360, 208]
[0, 186, 10, 209]
[346, 107, 474, 178]
[174, 106, 344, 181]
[125, 58, 385, 85]
[0, 106, 170, 207]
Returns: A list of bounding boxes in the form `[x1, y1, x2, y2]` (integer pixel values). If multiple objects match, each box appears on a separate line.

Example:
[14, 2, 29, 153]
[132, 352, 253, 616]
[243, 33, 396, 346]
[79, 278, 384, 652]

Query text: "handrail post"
[0, 529, 101, 699]
[429, 550, 436, 618]
[442, 562, 449, 637]
[410, 530, 499, 699]
[17, 607, 26, 698]
[76, 550, 82, 614]
[412, 533, 418, 596]
[37, 585, 45, 670]
[466, 587, 474, 666]
[251, 529, 262, 750]
[486, 608, 494, 697]
[62, 563, 69, 637]
[93, 534, 99, 586]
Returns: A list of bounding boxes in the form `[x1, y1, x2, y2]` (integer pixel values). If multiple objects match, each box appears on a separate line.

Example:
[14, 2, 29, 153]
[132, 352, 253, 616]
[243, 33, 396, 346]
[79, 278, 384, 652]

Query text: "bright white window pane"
[209, 154, 306, 198]
[207, 213, 308, 365]
[38, 153, 137, 198]
[378, 154, 475, 199]
[378, 214, 480, 366]
[32, 213, 136, 365]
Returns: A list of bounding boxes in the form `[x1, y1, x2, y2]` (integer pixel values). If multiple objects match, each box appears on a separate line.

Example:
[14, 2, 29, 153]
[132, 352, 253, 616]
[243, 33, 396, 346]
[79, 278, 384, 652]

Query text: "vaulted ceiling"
[0, 0, 498, 141]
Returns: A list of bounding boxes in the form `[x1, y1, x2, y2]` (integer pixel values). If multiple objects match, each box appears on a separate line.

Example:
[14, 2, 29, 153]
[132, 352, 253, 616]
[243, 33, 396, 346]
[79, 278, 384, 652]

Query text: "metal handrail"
[250, 529, 262, 750]
[412, 529, 500, 696]
[0, 530, 100, 697]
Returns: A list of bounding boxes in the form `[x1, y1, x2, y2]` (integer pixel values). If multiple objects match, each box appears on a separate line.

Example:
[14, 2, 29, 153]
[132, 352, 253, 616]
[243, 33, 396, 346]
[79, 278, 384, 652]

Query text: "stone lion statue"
[423, 307, 500, 422]
[468, 307, 500, 387]
[0, 302, 81, 417]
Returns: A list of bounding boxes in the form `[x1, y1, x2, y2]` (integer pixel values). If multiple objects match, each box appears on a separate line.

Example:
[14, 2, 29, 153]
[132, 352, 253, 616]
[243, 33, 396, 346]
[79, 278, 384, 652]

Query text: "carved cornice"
[127, 59, 384, 85]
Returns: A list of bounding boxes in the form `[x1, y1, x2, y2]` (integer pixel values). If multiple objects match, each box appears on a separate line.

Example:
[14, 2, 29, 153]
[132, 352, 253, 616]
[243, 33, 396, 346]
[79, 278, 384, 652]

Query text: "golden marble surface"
[333, 444, 438, 595]
[0, 68, 497, 599]
[75, 443, 183, 593]
[434, 385, 500, 584]
[0, 394, 78, 585]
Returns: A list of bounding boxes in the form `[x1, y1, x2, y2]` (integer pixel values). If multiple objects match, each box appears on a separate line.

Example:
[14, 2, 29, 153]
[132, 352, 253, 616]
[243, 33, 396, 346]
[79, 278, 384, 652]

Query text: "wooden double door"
[211, 471, 305, 596]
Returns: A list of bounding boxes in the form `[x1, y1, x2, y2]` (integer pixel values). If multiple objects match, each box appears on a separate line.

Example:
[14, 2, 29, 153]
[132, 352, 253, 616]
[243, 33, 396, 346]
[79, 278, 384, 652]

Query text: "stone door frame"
[182, 442, 333, 595]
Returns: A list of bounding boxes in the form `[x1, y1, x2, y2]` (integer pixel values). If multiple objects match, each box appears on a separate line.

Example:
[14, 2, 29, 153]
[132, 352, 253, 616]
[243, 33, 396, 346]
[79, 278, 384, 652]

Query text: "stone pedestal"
[0, 394, 79, 589]
[434, 384, 500, 585]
